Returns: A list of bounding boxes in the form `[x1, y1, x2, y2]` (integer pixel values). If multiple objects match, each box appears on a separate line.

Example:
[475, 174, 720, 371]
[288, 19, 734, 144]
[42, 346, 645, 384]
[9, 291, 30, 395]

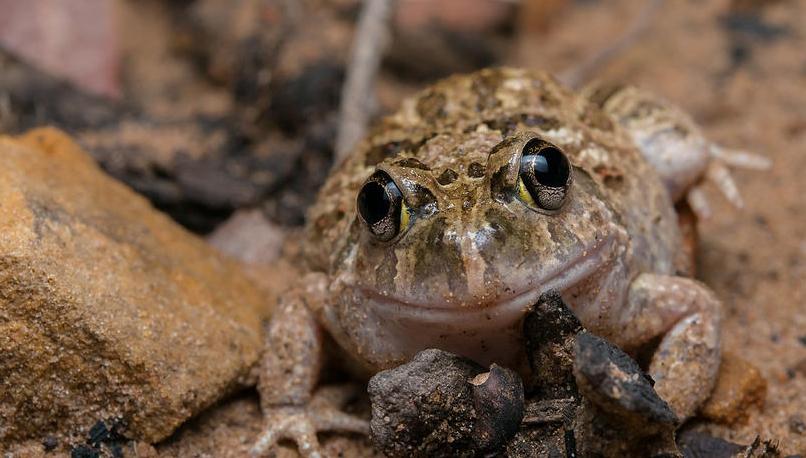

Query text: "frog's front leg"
[250, 286, 368, 458]
[613, 273, 722, 420]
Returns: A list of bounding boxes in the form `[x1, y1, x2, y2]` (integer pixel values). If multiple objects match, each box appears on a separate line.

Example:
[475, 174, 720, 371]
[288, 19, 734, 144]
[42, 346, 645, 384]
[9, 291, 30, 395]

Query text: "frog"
[249, 68, 770, 457]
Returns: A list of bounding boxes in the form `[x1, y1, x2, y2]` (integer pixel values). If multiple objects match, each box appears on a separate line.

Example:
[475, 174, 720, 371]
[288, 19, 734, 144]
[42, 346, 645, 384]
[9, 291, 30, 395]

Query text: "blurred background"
[0, 0, 804, 454]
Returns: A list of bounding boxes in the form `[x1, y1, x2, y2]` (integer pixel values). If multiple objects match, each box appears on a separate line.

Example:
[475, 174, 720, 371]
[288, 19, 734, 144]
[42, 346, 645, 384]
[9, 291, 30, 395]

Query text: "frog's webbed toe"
[250, 391, 369, 458]
[708, 144, 773, 171]
[686, 144, 772, 219]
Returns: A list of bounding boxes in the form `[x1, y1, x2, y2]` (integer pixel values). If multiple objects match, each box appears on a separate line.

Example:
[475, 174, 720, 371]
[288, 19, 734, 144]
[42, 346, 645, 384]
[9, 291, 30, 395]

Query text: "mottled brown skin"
[250, 68, 766, 457]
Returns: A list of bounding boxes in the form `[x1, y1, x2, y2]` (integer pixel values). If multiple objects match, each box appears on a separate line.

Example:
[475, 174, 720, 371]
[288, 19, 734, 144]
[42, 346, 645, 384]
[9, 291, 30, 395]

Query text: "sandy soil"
[518, 0, 805, 453]
[1, 0, 803, 455]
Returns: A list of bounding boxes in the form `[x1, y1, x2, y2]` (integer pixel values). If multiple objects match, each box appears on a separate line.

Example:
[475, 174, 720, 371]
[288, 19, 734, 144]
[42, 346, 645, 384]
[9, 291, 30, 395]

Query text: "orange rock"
[701, 352, 767, 425]
[0, 128, 270, 446]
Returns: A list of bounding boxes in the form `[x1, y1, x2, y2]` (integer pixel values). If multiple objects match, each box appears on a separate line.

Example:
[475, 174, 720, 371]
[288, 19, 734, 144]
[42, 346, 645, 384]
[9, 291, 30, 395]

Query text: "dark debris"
[42, 435, 59, 451]
[513, 291, 679, 457]
[70, 445, 100, 458]
[471, 364, 525, 451]
[678, 430, 783, 458]
[524, 290, 583, 399]
[69, 419, 127, 458]
[368, 349, 524, 457]
[368, 292, 787, 456]
[368, 292, 685, 457]
[0, 47, 337, 233]
[718, 9, 790, 74]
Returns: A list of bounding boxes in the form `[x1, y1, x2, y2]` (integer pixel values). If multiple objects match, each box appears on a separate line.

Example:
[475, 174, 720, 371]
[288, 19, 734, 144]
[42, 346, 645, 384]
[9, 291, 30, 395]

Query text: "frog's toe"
[705, 160, 744, 209]
[250, 407, 319, 458]
[709, 144, 772, 171]
[686, 185, 712, 220]
[688, 145, 771, 219]
[250, 405, 368, 458]
[701, 144, 772, 214]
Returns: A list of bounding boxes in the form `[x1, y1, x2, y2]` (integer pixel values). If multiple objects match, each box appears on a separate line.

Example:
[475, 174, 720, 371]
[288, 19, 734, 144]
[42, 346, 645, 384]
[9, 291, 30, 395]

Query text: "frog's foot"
[253, 289, 369, 457]
[617, 274, 722, 420]
[686, 145, 772, 219]
[250, 387, 369, 458]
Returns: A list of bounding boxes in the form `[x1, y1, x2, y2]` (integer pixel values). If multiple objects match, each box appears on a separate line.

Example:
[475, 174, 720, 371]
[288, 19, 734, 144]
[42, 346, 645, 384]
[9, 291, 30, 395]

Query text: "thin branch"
[334, 0, 397, 164]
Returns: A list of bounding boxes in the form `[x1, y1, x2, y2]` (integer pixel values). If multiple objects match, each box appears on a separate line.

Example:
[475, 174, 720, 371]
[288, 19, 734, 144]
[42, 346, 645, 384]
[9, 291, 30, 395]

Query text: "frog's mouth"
[359, 234, 619, 326]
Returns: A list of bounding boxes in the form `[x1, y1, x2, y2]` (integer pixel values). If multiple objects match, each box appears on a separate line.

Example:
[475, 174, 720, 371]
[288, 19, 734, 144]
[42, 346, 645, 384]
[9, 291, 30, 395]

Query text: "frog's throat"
[360, 234, 618, 324]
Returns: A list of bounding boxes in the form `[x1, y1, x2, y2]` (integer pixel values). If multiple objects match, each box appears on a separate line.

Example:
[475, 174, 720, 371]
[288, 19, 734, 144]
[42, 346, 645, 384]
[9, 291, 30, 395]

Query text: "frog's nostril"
[468, 162, 486, 178]
[437, 168, 459, 186]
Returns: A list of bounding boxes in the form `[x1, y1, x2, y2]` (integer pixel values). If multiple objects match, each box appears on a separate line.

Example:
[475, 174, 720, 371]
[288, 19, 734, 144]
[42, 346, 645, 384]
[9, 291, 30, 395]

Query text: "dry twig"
[334, 0, 397, 163]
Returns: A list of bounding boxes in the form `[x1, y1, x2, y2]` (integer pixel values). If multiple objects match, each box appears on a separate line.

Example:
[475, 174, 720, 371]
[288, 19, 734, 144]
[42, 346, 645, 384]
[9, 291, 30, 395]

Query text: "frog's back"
[306, 68, 681, 277]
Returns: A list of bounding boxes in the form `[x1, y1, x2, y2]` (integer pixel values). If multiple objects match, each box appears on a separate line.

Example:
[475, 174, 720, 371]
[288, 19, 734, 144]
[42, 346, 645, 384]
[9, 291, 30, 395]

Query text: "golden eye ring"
[516, 139, 572, 212]
[356, 171, 411, 241]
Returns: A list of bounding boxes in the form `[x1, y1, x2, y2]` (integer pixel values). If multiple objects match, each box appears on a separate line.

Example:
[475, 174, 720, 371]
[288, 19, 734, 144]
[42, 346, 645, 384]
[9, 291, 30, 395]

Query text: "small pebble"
[471, 364, 524, 451]
[790, 415, 806, 435]
[70, 445, 99, 458]
[42, 436, 59, 451]
[368, 349, 524, 456]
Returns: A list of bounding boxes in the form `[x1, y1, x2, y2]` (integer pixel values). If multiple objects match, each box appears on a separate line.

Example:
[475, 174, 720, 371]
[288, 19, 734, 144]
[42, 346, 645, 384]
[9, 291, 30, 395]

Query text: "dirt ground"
[1, 0, 804, 455]
[165, 1, 806, 454]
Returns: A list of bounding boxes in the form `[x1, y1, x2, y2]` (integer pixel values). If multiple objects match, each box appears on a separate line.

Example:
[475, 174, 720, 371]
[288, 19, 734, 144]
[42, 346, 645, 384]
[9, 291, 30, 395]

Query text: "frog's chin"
[358, 234, 618, 328]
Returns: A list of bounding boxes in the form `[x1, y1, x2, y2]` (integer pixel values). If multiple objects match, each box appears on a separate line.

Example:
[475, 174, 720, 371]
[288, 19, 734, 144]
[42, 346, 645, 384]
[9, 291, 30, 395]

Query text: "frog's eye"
[517, 139, 572, 212]
[357, 171, 411, 241]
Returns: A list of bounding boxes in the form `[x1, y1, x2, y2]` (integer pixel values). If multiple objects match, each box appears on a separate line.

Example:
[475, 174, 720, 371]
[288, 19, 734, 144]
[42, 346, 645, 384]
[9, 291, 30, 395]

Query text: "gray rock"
[368, 349, 524, 457]
[573, 332, 680, 457]
[523, 290, 583, 398]
[574, 332, 678, 428]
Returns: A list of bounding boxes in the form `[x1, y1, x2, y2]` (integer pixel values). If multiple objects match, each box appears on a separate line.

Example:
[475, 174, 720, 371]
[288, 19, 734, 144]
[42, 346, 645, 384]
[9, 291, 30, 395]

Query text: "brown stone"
[0, 128, 269, 446]
[701, 352, 767, 425]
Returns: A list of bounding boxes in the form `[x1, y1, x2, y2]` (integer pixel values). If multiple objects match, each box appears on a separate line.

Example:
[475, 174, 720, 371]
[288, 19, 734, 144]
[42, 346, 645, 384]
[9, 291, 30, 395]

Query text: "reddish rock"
[701, 353, 768, 425]
[0, 128, 269, 447]
[0, 0, 120, 97]
[207, 209, 287, 266]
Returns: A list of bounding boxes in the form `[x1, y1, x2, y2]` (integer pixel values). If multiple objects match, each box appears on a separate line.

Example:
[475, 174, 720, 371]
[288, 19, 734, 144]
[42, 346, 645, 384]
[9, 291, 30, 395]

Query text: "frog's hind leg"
[250, 296, 368, 458]
[583, 83, 771, 219]
[614, 273, 722, 420]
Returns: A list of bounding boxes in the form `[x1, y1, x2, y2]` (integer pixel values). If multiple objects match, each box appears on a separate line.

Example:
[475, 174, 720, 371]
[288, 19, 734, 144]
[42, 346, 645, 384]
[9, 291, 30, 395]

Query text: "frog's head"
[336, 130, 628, 367]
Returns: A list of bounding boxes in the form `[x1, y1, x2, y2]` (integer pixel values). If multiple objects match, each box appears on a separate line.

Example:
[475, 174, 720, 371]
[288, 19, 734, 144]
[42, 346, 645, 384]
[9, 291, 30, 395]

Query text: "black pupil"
[532, 147, 569, 187]
[358, 181, 391, 225]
